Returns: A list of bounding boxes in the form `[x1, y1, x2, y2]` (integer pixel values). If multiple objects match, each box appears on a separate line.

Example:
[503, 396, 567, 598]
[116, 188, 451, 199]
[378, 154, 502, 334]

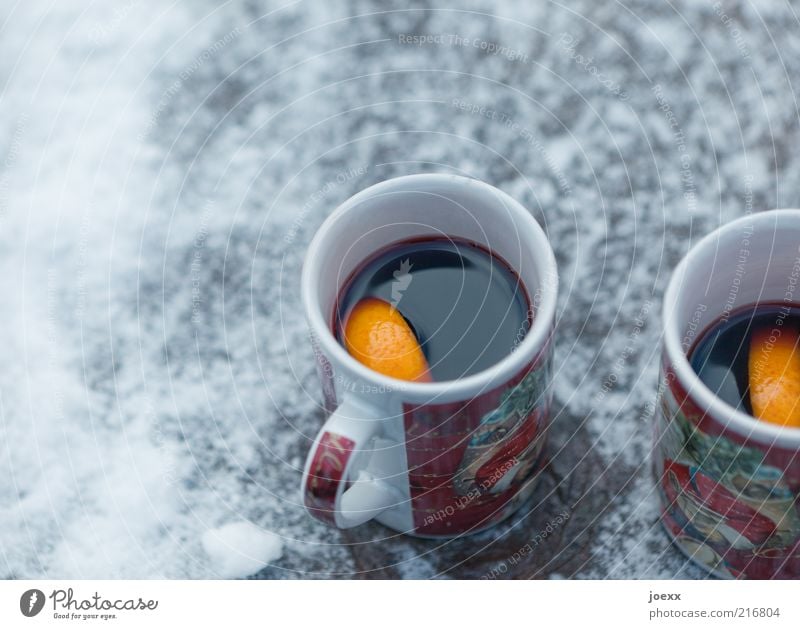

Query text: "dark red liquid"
[335, 237, 531, 381]
[689, 302, 800, 414]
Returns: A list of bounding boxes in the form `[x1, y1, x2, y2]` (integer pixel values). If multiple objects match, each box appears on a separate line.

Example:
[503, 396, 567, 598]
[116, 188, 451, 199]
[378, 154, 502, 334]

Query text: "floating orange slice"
[748, 326, 800, 427]
[342, 297, 431, 382]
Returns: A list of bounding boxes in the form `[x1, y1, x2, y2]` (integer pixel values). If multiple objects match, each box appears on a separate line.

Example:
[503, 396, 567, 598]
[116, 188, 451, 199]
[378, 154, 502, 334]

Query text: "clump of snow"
[202, 522, 283, 579]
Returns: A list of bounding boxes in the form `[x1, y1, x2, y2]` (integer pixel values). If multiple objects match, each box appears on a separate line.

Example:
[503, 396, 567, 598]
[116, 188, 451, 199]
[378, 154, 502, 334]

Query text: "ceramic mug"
[300, 174, 558, 537]
[655, 208, 800, 578]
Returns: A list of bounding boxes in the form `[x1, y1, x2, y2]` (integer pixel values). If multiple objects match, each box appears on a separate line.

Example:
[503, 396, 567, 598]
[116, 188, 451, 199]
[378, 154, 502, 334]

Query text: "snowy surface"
[1, 0, 799, 578]
[202, 521, 283, 578]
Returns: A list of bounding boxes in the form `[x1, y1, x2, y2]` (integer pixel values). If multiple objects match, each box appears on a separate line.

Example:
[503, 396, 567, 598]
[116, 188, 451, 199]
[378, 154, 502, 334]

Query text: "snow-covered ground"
[1, 0, 798, 578]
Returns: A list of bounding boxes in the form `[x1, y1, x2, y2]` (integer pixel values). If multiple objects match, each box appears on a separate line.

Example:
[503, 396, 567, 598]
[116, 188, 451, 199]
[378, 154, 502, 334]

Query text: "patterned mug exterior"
[655, 209, 800, 578]
[300, 174, 558, 537]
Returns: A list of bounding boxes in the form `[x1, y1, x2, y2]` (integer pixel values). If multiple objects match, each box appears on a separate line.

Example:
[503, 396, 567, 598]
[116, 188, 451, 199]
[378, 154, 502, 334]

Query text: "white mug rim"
[301, 173, 558, 403]
[663, 208, 800, 447]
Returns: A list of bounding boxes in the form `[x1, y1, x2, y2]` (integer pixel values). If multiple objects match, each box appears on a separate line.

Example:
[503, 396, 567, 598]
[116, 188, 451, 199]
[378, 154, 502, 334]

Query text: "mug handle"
[302, 395, 400, 528]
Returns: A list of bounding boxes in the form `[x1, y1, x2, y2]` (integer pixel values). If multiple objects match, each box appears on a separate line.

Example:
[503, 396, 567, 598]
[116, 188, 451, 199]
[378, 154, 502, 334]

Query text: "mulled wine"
[689, 302, 800, 427]
[335, 237, 531, 382]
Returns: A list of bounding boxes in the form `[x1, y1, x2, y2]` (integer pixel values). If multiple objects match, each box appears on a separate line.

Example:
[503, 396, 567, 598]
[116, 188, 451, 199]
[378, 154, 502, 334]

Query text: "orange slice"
[342, 297, 431, 382]
[748, 326, 800, 427]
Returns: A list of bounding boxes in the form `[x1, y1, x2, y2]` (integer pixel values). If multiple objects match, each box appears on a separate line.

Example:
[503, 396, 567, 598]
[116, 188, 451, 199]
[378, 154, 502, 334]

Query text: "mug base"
[659, 517, 732, 580]
[377, 473, 540, 540]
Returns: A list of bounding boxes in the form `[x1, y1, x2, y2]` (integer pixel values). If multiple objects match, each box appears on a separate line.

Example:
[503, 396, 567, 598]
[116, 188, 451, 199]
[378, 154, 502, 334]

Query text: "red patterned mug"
[655, 209, 800, 578]
[300, 174, 558, 537]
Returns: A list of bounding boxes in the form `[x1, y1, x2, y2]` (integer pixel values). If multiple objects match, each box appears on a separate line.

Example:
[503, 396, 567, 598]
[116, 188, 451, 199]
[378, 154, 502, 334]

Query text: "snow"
[0, 0, 798, 579]
[202, 521, 283, 579]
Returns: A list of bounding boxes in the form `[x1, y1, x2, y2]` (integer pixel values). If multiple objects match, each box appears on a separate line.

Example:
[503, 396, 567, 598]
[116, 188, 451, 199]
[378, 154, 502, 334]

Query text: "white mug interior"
[663, 208, 800, 446]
